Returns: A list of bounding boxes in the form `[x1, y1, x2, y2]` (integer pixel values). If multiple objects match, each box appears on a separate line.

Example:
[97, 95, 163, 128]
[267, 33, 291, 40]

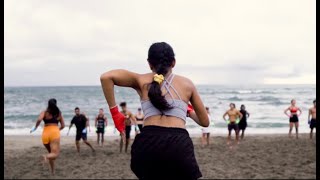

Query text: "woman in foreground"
[100, 42, 209, 179]
[30, 98, 65, 175]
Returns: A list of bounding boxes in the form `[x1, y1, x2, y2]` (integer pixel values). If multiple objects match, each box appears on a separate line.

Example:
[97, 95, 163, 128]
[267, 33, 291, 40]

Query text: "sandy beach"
[4, 133, 316, 179]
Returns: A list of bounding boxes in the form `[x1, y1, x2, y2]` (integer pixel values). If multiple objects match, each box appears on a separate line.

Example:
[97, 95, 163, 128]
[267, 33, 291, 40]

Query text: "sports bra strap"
[161, 73, 182, 100]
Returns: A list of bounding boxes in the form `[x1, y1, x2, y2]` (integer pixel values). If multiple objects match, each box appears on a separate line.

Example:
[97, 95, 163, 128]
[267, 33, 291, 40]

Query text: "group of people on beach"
[218, 99, 317, 147]
[283, 99, 317, 139]
[200, 104, 250, 147]
[29, 42, 316, 179]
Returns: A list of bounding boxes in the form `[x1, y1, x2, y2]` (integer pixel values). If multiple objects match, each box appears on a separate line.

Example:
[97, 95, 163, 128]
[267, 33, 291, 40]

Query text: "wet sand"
[4, 134, 316, 179]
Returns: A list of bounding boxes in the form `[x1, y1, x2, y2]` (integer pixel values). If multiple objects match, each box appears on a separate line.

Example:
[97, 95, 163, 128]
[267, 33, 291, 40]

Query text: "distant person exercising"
[308, 99, 316, 139]
[119, 102, 138, 153]
[95, 108, 108, 146]
[239, 104, 250, 140]
[284, 99, 302, 139]
[30, 98, 65, 175]
[67, 107, 95, 154]
[201, 107, 212, 147]
[135, 108, 145, 131]
[223, 103, 243, 146]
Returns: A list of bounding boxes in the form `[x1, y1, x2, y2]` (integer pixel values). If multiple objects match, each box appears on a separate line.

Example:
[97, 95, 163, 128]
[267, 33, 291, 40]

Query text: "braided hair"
[147, 42, 175, 112]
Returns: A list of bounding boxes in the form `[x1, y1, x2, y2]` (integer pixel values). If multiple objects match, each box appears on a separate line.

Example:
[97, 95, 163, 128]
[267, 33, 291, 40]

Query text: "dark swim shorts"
[125, 125, 131, 139]
[310, 119, 316, 129]
[238, 121, 247, 130]
[289, 115, 299, 123]
[76, 131, 87, 141]
[228, 122, 239, 131]
[96, 127, 105, 134]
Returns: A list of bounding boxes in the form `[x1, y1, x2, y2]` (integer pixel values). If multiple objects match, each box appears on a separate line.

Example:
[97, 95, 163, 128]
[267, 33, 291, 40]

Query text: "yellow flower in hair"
[153, 74, 165, 84]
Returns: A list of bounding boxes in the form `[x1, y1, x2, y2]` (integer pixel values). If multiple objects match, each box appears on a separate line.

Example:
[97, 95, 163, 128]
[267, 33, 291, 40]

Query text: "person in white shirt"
[201, 107, 212, 147]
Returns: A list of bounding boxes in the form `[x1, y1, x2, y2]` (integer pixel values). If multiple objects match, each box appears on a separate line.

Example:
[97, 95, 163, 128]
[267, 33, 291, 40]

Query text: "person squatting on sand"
[223, 103, 243, 146]
[201, 107, 212, 147]
[239, 104, 250, 140]
[119, 102, 139, 153]
[100, 42, 209, 179]
[30, 98, 65, 175]
[308, 99, 316, 139]
[95, 108, 108, 146]
[135, 108, 145, 132]
[284, 99, 302, 139]
[67, 107, 95, 154]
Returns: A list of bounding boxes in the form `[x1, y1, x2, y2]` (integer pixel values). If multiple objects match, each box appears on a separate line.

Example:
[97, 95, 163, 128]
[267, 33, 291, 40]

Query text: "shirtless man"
[119, 102, 138, 153]
[223, 103, 243, 145]
[308, 99, 316, 139]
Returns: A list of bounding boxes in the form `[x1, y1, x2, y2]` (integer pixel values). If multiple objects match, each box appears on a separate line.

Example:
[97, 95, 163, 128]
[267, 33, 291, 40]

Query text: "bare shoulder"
[58, 112, 63, 120]
[173, 74, 195, 89]
[128, 110, 134, 116]
[137, 73, 195, 88]
[137, 73, 154, 87]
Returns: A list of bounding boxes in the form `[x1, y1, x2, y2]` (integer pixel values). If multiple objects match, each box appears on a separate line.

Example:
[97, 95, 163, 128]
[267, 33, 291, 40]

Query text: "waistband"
[229, 122, 237, 125]
[43, 125, 59, 129]
[141, 125, 189, 135]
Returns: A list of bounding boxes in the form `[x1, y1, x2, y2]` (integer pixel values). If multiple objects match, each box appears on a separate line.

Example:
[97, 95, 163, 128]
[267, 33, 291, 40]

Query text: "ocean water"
[4, 85, 316, 137]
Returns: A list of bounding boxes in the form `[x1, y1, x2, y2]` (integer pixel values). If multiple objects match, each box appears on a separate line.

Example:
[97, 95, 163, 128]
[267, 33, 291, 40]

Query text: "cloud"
[4, 0, 316, 86]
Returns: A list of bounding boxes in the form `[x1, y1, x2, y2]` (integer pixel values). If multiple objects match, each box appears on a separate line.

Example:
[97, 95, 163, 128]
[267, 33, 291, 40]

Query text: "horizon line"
[4, 83, 316, 88]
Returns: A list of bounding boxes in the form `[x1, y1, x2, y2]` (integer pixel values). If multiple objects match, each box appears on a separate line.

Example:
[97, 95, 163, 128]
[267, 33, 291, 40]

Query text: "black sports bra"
[43, 113, 59, 124]
[136, 117, 144, 121]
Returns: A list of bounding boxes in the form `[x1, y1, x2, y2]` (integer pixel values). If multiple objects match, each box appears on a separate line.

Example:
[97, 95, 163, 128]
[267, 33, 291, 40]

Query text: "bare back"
[43, 111, 61, 126]
[136, 73, 194, 128]
[100, 69, 209, 128]
[121, 110, 133, 126]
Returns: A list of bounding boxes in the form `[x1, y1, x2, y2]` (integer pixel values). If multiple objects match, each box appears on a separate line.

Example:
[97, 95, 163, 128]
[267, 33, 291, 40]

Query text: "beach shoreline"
[4, 133, 316, 179]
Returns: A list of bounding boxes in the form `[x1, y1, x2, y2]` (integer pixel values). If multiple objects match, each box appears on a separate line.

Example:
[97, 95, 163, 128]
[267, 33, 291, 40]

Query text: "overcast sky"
[4, 0, 316, 86]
